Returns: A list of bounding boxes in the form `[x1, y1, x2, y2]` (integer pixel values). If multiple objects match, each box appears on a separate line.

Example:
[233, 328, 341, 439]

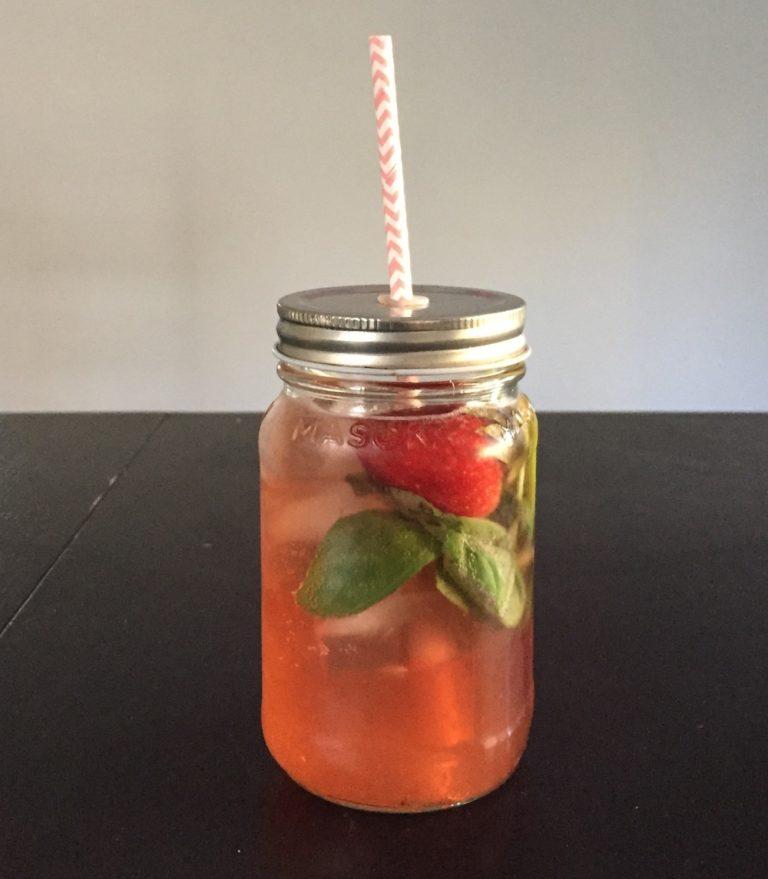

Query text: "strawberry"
[357, 413, 503, 517]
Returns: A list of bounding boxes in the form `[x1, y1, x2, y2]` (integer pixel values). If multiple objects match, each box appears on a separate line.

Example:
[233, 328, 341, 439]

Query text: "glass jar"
[259, 285, 537, 812]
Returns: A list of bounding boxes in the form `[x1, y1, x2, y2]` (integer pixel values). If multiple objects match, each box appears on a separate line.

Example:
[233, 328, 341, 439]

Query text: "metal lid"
[275, 285, 529, 374]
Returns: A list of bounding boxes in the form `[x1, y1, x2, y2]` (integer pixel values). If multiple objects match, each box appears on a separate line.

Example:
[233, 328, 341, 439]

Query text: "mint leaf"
[441, 526, 527, 628]
[387, 486, 451, 540]
[389, 487, 527, 628]
[389, 486, 508, 542]
[449, 515, 510, 548]
[296, 510, 438, 617]
[435, 563, 473, 613]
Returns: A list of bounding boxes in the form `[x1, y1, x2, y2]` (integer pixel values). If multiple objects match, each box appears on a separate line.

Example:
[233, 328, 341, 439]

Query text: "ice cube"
[318, 588, 413, 639]
[407, 620, 459, 667]
[317, 589, 433, 673]
[269, 483, 389, 546]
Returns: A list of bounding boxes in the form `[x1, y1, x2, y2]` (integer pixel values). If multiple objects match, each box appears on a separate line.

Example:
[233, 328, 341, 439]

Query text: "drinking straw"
[368, 35, 428, 311]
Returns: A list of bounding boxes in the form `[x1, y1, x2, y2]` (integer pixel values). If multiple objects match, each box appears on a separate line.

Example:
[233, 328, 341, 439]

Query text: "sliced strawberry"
[357, 413, 503, 517]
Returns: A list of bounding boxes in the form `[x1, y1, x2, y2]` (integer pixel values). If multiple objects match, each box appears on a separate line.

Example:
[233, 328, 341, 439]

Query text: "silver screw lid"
[275, 285, 529, 374]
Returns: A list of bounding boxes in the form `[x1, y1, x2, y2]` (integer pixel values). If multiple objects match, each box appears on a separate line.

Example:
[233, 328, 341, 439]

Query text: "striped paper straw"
[369, 35, 428, 311]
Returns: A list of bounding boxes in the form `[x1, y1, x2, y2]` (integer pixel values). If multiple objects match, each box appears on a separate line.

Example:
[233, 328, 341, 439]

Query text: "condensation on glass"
[259, 286, 537, 812]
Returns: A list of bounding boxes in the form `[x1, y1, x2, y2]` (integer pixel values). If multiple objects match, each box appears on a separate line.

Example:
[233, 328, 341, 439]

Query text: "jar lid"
[275, 285, 529, 374]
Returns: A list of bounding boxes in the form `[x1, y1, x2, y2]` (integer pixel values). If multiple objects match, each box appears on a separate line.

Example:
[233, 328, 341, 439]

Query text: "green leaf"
[451, 515, 510, 548]
[296, 510, 439, 617]
[441, 526, 527, 628]
[389, 487, 527, 628]
[387, 486, 453, 540]
[435, 562, 474, 613]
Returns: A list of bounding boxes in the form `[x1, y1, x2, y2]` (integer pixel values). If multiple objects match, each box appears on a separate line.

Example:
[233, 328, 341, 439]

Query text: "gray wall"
[2, 0, 766, 411]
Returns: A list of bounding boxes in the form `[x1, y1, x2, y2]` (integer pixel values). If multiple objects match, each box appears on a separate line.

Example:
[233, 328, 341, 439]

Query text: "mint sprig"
[389, 489, 527, 628]
[295, 486, 528, 627]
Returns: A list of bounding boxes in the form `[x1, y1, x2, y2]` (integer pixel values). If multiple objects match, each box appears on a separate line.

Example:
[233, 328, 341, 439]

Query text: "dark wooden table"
[1, 414, 766, 878]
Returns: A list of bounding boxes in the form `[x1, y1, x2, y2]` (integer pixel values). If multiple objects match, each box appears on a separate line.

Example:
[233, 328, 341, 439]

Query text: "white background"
[1, 0, 766, 411]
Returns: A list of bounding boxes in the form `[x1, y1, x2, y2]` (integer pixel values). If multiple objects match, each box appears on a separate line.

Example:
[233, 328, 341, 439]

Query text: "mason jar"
[259, 285, 537, 812]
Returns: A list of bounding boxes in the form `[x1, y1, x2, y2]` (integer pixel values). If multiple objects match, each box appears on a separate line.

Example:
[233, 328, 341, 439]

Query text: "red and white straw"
[368, 35, 428, 311]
